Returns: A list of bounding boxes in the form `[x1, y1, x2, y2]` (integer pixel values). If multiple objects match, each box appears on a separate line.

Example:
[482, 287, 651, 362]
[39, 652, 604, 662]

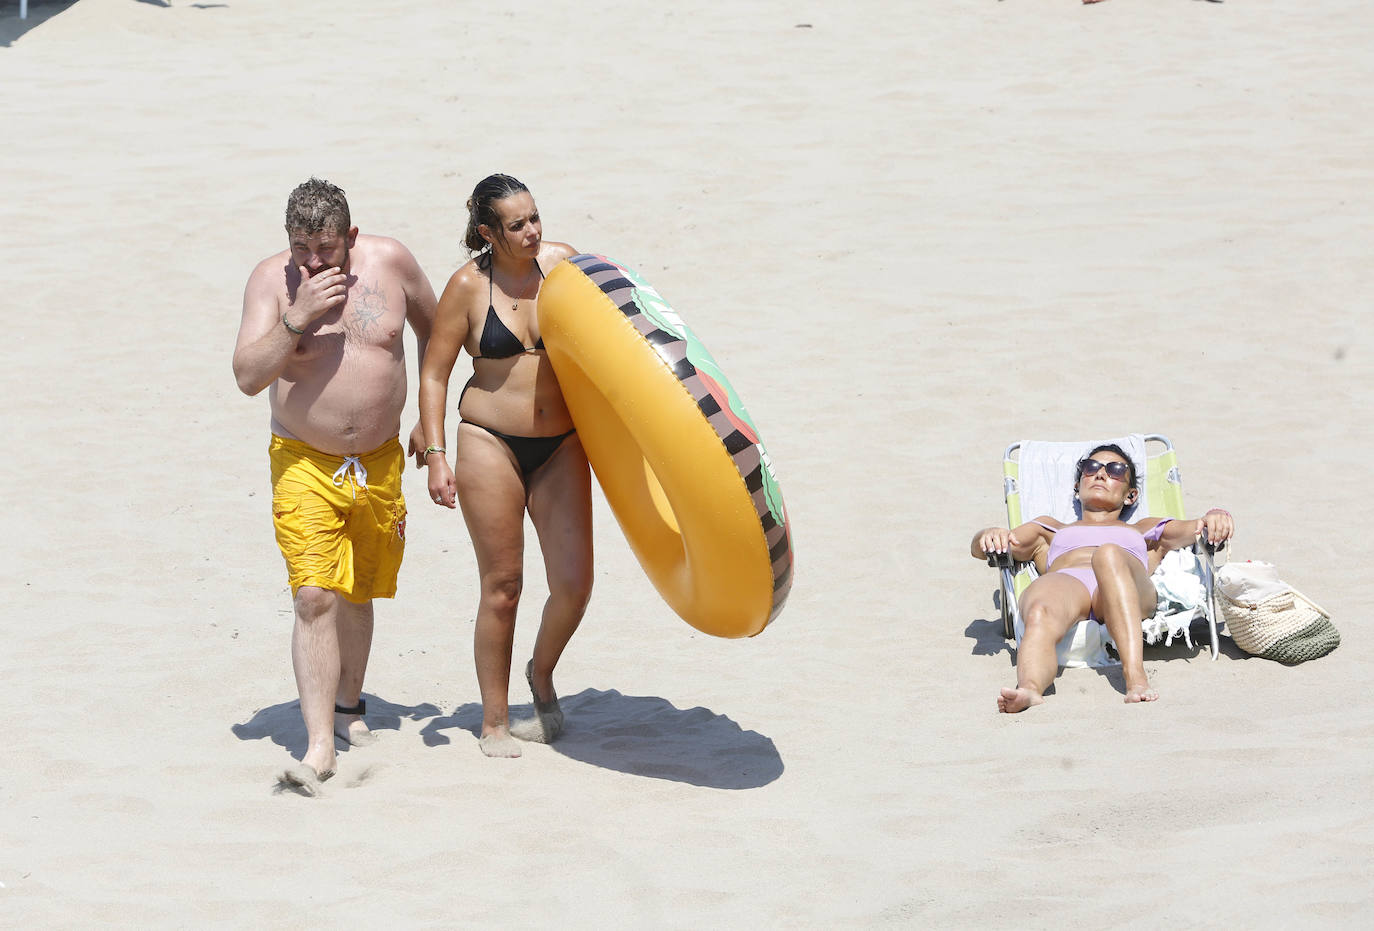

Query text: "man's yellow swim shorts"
[269, 435, 406, 602]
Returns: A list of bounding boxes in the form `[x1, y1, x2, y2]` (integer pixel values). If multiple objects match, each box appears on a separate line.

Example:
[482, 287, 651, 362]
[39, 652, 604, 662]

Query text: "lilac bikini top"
[1032, 519, 1172, 567]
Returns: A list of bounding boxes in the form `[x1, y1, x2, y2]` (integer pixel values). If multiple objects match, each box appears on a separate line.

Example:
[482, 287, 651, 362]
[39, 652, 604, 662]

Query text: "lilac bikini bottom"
[1053, 567, 1101, 621]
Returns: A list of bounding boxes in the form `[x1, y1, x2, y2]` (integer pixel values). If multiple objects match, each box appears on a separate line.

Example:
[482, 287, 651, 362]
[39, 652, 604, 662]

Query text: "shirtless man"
[233, 178, 437, 795]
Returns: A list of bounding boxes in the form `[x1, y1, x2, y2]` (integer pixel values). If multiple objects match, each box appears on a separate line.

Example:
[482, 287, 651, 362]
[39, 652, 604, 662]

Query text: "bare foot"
[300, 743, 336, 779]
[997, 687, 1044, 713]
[478, 729, 522, 758]
[513, 658, 564, 743]
[1125, 684, 1159, 704]
[510, 711, 562, 743]
[334, 714, 378, 747]
[278, 763, 335, 797]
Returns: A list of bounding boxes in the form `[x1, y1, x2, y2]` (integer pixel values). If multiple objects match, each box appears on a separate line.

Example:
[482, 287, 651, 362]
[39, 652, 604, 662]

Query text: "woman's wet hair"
[1076, 443, 1139, 490]
[463, 173, 531, 255]
[285, 177, 350, 235]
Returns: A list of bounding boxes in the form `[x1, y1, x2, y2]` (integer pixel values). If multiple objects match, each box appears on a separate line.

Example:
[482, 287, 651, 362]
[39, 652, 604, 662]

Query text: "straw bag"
[1216, 561, 1339, 664]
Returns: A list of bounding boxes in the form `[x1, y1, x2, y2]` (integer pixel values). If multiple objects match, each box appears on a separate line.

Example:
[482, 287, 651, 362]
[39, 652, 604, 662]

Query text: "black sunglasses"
[1079, 458, 1131, 481]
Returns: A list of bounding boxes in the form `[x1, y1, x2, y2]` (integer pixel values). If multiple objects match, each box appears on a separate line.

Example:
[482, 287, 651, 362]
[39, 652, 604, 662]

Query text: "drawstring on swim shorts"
[332, 455, 368, 500]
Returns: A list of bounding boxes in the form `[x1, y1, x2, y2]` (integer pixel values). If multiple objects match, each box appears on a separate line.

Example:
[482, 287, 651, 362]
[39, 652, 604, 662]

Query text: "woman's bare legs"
[453, 424, 530, 757]
[513, 436, 593, 741]
[1090, 544, 1160, 704]
[527, 437, 593, 684]
[1001, 574, 1091, 712]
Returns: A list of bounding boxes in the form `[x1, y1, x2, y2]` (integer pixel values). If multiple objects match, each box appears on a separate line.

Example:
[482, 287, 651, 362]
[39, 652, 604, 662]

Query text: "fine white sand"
[2, 0, 1372, 925]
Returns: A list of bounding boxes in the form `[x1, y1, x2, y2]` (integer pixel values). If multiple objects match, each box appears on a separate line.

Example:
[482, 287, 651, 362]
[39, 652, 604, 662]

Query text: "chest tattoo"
[348, 280, 388, 337]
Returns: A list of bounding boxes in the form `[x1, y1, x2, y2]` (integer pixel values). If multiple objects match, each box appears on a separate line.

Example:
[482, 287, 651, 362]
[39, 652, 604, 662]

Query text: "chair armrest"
[985, 551, 1020, 570]
[1194, 527, 1225, 557]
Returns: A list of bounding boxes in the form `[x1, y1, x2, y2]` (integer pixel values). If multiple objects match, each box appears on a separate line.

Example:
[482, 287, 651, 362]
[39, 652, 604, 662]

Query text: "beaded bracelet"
[282, 313, 305, 336]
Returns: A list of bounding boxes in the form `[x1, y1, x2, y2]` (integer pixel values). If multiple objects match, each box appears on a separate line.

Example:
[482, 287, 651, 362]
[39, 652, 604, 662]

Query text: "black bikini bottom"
[462, 421, 575, 482]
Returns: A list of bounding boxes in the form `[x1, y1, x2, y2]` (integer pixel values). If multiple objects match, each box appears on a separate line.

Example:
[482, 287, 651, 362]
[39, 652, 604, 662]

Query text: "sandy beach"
[2, 0, 1372, 924]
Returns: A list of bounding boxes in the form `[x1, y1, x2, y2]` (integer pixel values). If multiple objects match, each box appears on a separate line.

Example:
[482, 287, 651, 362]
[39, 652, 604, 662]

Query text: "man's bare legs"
[999, 574, 1088, 713]
[283, 586, 375, 793]
[333, 597, 376, 744]
[1091, 544, 1159, 704]
[284, 586, 339, 792]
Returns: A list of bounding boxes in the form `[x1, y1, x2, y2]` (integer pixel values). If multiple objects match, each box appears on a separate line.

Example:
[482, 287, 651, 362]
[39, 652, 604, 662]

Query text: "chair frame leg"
[1196, 541, 1222, 660]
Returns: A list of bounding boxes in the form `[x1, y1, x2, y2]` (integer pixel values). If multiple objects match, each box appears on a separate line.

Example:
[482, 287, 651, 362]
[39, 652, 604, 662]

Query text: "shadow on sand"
[965, 617, 1014, 660]
[421, 688, 784, 790]
[231, 694, 443, 758]
[3, 1, 229, 48]
[2, 0, 81, 46]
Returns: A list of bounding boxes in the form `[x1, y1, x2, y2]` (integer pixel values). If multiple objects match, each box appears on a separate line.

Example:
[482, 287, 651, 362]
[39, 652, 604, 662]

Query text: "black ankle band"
[334, 699, 366, 715]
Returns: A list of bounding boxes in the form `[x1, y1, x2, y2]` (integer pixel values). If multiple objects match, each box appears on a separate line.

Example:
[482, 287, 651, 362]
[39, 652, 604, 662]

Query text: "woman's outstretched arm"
[971, 519, 1052, 564]
[1141, 508, 1235, 552]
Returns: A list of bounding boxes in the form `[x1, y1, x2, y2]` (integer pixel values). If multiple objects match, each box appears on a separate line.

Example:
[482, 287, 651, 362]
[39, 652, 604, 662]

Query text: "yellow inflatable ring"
[538, 254, 793, 638]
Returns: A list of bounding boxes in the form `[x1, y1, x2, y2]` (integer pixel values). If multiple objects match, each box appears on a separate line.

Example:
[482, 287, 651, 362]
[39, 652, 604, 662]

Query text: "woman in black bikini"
[419, 174, 591, 757]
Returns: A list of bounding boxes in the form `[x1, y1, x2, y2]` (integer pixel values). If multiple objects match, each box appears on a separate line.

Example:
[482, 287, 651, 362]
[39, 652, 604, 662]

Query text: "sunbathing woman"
[419, 174, 592, 757]
[971, 443, 1234, 713]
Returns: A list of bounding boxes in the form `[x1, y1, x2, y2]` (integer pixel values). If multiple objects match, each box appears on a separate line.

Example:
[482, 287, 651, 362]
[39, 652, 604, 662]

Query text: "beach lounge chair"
[986, 433, 1223, 666]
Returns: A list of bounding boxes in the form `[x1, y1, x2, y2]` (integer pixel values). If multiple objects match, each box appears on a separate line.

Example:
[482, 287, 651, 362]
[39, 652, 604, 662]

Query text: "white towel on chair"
[1016, 434, 1148, 524]
[1143, 549, 1207, 648]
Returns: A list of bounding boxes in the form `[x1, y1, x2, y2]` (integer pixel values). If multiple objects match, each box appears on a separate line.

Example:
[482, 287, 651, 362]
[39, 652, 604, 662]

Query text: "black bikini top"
[474, 259, 544, 360]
